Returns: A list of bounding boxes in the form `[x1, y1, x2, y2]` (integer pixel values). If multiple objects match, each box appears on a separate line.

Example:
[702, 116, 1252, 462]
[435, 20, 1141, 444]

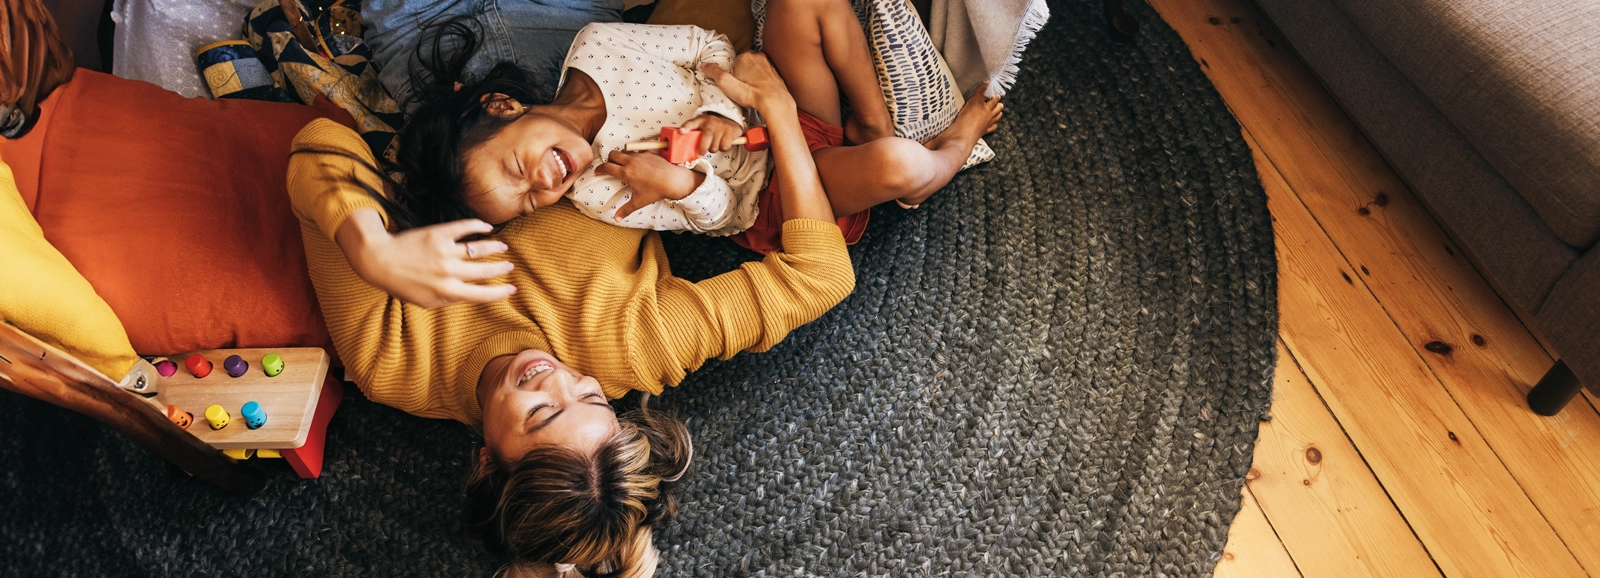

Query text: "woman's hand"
[708, 53, 833, 223]
[701, 53, 795, 115]
[335, 209, 517, 308]
[679, 113, 743, 157]
[597, 150, 706, 220]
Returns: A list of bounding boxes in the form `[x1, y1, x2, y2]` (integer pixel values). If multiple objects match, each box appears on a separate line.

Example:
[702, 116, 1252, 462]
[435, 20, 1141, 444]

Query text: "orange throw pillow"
[0, 70, 353, 355]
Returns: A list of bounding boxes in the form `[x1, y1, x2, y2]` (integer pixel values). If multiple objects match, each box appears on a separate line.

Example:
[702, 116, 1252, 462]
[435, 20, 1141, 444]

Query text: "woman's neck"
[543, 69, 608, 142]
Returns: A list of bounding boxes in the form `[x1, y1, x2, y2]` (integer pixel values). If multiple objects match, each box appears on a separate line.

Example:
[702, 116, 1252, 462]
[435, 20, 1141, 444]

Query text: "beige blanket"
[927, 0, 1049, 98]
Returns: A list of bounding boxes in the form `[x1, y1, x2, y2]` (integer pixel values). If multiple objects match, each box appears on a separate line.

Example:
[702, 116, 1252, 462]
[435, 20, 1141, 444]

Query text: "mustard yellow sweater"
[286, 119, 856, 424]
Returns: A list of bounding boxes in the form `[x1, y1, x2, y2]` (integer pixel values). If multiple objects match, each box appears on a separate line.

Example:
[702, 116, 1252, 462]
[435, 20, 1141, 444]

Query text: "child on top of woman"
[378, 0, 1002, 266]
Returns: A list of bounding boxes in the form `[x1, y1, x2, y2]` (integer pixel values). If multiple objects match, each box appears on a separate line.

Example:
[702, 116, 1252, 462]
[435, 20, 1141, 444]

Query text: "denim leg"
[362, 0, 621, 111]
[468, 0, 624, 101]
[362, 0, 477, 110]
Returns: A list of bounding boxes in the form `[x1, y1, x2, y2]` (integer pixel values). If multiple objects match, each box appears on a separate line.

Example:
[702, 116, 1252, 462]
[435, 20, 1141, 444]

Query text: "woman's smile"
[515, 358, 556, 386]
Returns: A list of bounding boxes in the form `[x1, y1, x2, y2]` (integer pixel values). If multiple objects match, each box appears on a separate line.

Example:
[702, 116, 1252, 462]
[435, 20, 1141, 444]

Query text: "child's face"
[462, 111, 594, 224]
[477, 349, 618, 464]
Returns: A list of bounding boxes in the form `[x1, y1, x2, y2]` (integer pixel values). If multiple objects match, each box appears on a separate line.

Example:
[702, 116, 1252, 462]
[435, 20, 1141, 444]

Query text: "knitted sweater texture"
[286, 119, 854, 424]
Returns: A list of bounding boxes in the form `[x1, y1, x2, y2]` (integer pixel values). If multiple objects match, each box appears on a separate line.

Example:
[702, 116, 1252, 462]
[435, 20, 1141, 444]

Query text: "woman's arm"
[639, 54, 857, 387]
[286, 121, 508, 421]
[703, 55, 833, 223]
[334, 209, 517, 308]
[288, 119, 516, 308]
[651, 220, 855, 379]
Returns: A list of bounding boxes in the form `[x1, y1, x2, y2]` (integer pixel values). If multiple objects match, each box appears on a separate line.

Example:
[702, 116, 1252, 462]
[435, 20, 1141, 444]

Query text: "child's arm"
[564, 145, 749, 234]
[679, 27, 744, 128]
[680, 113, 745, 157]
[595, 151, 744, 232]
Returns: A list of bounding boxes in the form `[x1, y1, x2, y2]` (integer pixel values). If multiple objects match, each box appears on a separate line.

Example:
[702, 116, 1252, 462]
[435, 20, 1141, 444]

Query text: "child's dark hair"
[383, 17, 553, 229]
[463, 409, 692, 578]
[289, 17, 545, 230]
[293, 17, 550, 231]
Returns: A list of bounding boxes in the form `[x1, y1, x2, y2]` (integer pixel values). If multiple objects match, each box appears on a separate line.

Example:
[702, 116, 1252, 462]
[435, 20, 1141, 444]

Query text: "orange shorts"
[730, 110, 869, 255]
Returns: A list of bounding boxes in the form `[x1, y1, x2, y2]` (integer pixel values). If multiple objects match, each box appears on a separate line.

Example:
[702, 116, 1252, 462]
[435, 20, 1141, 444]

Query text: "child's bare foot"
[845, 112, 896, 145]
[897, 84, 1004, 208]
[927, 85, 1004, 153]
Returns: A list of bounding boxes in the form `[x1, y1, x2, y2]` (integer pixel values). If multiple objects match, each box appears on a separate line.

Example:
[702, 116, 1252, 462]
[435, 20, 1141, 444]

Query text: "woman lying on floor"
[290, 53, 847, 577]
[298, 2, 997, 575]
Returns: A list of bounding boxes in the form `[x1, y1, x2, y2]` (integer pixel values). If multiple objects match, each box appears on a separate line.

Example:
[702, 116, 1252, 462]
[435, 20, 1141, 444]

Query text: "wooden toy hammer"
[623, 126, 770, 164]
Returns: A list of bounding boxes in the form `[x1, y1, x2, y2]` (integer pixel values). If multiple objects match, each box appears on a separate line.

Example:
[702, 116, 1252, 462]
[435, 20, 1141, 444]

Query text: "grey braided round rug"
[0, 1, 1276, 576]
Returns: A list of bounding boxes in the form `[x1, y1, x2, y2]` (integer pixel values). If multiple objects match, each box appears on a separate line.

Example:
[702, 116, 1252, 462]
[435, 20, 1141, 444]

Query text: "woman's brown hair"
[464, 408, 692, 578]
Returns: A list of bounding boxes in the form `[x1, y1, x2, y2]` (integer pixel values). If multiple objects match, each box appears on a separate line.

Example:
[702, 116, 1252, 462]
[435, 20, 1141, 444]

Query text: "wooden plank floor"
[1135, 0, 1600, 576]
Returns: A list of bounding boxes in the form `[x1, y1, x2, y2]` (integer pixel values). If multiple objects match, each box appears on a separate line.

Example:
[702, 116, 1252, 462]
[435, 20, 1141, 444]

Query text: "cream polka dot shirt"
[558, 23, 769, 236]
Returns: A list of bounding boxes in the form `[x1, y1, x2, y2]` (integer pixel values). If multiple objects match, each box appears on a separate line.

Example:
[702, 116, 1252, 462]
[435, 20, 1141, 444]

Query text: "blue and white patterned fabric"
[752, 0, 994, 170]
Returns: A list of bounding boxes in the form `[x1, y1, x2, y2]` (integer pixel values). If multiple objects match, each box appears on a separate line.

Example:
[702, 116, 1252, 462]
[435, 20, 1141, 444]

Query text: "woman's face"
[478, 349, 618, 463]
[461, 108, 595, 224]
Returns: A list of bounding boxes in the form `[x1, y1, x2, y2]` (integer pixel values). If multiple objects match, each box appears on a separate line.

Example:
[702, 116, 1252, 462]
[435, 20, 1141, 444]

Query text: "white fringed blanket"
[928, 0, 1050, 97]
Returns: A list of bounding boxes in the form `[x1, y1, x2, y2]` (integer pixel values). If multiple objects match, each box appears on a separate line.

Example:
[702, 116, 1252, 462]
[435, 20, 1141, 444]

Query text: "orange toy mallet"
[622, 126, 770, 164]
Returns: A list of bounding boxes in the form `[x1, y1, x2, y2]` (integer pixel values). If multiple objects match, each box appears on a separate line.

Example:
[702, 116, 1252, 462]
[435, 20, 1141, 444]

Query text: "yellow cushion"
[648, 0, 756, 52]
[0, 159, 138, 380]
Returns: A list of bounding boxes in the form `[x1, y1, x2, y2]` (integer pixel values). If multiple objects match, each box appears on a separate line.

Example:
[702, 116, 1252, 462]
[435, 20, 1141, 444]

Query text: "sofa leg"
[1528, 360, 1582, 416]
[1105, 0, 1139, 43]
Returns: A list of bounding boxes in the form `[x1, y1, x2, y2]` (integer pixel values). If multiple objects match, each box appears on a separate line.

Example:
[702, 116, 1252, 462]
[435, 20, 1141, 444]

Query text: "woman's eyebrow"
[528, 408, 565, 433]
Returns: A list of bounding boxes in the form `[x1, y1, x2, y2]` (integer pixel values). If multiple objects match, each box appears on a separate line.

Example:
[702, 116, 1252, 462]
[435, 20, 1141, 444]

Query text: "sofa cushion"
[0, 158, 139, 380]
[0, 69, 351, 356]
[1331, 0, 1600, 248]
[1252, 0, 1580, 313]
[1538, 248, 1600, 390]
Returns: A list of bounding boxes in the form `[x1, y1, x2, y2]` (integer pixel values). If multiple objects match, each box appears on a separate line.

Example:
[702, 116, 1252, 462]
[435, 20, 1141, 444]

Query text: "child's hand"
[597, 150, 707, 220]
[702, 53, 794, 114]
[680, 113, 743, 158]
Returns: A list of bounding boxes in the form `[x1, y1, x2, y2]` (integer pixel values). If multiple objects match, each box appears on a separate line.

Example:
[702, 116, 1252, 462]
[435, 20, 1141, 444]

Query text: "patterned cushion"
[753, 0, 995, 169]
[245, 0, 404, 158]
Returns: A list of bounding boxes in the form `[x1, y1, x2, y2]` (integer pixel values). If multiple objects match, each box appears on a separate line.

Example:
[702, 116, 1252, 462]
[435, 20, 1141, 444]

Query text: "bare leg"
[814, 89, 1003, 217]
[762, 0, 895, 144]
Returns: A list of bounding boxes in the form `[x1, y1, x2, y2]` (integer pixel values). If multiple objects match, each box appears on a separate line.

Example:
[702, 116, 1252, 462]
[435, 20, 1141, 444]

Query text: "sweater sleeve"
[286, 118, 390, 239]
[647, 219, 856, 386]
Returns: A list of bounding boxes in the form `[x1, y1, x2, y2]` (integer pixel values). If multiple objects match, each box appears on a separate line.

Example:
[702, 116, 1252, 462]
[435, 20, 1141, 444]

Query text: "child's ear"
[479, 93, 525, 119]
[478, 446, 494, 468]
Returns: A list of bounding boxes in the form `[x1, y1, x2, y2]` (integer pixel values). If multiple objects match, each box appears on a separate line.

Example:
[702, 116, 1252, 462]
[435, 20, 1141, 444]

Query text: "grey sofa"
[1252, 0, 1599, 414]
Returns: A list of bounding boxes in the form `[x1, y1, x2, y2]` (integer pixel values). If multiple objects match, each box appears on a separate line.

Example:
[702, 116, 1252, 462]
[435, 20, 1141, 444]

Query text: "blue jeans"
[362, 0, 623, 112]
